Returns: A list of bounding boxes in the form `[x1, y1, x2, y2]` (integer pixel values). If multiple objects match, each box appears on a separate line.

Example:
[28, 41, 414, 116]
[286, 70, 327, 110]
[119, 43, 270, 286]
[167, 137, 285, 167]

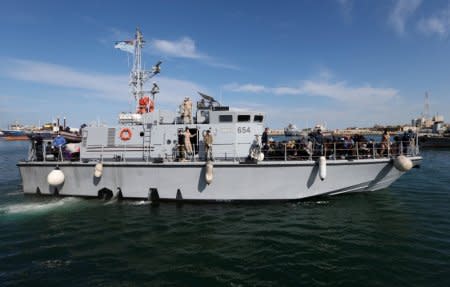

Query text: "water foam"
[128, 200, 150, 206]
[0, 197, 81, 215]
[103, 198, 119, 205]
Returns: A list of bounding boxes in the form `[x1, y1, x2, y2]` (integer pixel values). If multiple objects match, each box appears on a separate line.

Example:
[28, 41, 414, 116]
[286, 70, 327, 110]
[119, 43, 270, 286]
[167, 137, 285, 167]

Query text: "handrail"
[168, 139, 418, 162]
[27, 138, 419, 163]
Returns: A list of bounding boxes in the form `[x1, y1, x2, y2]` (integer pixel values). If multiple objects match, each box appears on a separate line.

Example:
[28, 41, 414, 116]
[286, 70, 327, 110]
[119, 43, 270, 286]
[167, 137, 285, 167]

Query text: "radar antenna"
[198, 91, 221, 106]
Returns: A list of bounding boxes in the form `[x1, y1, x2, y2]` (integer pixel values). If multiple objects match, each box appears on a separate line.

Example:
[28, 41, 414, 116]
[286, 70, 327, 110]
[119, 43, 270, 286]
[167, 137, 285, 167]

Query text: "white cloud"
[148, 37, 239, 70]
[297, 80, 397, 103]
[223, 83, 268, 93]
[102, 27, 238, 70]
[224, 80, 398, 104]
[417, 9, 450, 38]
[222, 77, 403, 128]
[272, 86, 302, 95]
[5, 59, 127, 98]
[389, 0, 422, 35]
[150, 37, 205, 59]
[337, 0, 353, 20]
[1, 58, 206, 106]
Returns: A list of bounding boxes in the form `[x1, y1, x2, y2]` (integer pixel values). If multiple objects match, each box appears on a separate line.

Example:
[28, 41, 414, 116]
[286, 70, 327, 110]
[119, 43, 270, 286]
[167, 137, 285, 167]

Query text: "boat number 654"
[238, 127, 251, 134]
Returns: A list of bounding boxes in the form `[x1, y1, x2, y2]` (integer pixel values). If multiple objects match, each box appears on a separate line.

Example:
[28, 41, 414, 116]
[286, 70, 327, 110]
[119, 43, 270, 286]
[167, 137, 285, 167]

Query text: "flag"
[114, 40, 134, 54]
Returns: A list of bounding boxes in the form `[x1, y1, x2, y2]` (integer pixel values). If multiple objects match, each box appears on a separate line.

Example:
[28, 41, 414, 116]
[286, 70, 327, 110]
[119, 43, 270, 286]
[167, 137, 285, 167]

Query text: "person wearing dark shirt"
[314, 129, 324, 155]
[262, 127, 269, 156]
[262, 128, 269, 146]
[52, 133, 67, 160]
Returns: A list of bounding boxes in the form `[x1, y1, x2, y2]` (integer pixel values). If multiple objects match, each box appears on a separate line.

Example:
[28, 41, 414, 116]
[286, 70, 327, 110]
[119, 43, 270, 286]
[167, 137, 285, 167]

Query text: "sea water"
[0, 140, 449, 286]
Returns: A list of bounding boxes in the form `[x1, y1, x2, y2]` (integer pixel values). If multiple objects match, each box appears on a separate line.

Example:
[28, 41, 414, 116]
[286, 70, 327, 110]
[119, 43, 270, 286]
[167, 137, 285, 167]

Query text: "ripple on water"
[0, 147, 449, 286]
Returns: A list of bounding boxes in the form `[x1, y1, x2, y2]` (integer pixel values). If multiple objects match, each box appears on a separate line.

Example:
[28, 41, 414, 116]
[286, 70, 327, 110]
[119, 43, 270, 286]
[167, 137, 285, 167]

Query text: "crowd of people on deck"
[260, 128, 417, 161]
[174, 126, 416, 163]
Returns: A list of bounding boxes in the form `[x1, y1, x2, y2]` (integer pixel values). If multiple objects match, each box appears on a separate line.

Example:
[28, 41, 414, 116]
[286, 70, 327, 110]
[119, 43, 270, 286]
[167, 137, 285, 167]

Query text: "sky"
[0, 0, 449, 130]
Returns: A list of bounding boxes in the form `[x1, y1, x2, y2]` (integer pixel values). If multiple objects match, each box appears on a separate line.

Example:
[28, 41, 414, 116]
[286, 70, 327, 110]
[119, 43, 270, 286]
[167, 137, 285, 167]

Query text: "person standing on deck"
[261, 127, 269, 157]
[203, 129, 213, 161]
[52, 132, 67, 160]
[184, 127, 195, 156]
[313, 129, 324, 156]
[380, 130, 390, 157]
[177, 128, 186, 160]
[183, 97, 193, 124]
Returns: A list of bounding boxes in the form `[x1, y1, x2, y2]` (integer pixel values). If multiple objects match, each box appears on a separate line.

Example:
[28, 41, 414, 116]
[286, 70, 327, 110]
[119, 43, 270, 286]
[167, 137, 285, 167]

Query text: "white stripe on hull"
[18, 157, 421, 201]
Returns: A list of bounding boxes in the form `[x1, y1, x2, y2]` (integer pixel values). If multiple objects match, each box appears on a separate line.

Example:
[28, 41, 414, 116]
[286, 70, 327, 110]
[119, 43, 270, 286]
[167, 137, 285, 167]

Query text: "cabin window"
[219, 115, 233, 122]
[254, 115, 264, 122]
[237, 115, 251, 122]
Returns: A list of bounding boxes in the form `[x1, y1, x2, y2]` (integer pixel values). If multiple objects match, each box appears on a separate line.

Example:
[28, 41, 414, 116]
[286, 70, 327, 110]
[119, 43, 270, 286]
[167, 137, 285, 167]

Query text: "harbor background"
[0, 140, 449, 286]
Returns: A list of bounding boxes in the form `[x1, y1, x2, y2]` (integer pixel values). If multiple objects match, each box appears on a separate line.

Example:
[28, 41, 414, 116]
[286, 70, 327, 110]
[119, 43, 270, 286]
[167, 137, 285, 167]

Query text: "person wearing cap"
[203, 129, 213, 161]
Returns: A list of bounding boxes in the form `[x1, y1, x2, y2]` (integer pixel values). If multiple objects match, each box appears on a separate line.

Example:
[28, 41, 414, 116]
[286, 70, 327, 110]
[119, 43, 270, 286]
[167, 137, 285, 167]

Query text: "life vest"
[137, 96, 155, 114]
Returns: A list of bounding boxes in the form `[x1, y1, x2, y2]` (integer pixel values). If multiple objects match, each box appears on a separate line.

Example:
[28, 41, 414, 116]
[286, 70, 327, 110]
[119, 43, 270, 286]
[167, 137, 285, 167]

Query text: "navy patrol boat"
[18, 29, 422, 201]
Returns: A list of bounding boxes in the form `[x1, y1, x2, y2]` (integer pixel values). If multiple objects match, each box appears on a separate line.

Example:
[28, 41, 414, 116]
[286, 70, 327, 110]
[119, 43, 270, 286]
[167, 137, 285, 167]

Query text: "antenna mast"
[130, 27, 161, 112]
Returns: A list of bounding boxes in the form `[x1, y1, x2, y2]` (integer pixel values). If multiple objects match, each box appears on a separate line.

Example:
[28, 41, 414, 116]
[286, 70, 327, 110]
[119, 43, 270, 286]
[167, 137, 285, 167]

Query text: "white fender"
[94, 162, 103, 178]
[319, 156, 327, 181]
[257, 152, 264, 161]
[47, 168, 65, 186]
[205, 161, 213, 185]
[394, 155, 413, 172]
[65, 143, 80, 153]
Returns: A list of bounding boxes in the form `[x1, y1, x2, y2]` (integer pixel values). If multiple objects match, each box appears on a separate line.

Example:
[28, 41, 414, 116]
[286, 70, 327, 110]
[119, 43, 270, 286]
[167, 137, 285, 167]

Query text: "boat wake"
[127, 200, 151, 206]
[0, 197, 81, 215]
[103, 198, 119, 205]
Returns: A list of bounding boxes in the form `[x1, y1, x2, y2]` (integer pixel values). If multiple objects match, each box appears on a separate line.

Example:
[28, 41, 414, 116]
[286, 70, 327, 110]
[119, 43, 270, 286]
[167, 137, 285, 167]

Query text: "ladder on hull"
[144, 126, 152, 161]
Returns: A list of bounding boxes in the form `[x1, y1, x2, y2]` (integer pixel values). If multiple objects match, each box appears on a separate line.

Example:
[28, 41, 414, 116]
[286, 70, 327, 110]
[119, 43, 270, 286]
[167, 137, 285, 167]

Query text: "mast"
[130, 28, 161, 113]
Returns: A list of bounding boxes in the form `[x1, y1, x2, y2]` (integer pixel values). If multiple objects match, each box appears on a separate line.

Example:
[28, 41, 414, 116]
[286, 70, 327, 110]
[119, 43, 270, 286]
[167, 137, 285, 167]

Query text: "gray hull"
[18, 157, 422, 201]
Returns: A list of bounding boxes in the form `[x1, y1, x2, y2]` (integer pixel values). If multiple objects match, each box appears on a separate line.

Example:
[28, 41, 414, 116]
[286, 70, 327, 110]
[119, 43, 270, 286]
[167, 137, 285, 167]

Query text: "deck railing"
[257, 139, 419, 162]
[28, 139, 419, 163]
[170, 139, 419, 162]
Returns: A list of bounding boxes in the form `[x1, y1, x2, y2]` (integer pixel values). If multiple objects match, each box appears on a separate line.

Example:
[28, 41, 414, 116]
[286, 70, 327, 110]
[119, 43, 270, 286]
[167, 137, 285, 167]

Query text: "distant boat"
[3, 135, 29, 141]
[2, 130, 26, 136]
[284, 123, 303, 136]
[1, 120, 82, 142]
[1, 121, 29, 140]
[419, 133, 450, 148]
[27, 130, 82, 144]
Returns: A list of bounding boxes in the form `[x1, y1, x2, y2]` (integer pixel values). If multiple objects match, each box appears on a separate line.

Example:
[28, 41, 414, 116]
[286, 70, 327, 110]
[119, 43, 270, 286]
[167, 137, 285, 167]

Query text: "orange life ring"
[119, 128, 132, 141]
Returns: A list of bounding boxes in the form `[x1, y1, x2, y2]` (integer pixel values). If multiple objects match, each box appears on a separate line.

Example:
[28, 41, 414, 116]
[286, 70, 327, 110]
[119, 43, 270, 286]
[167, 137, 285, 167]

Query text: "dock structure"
[267, 129, 284, 136]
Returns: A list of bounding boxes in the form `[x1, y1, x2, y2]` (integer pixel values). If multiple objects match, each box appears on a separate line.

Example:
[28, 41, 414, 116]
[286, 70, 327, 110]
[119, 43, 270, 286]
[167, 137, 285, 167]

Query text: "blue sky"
[0, 0, 449, 130]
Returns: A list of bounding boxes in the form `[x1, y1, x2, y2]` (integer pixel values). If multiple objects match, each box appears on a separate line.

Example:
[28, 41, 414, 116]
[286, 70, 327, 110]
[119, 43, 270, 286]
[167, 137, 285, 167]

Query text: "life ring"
[119, 128, 132, 141]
